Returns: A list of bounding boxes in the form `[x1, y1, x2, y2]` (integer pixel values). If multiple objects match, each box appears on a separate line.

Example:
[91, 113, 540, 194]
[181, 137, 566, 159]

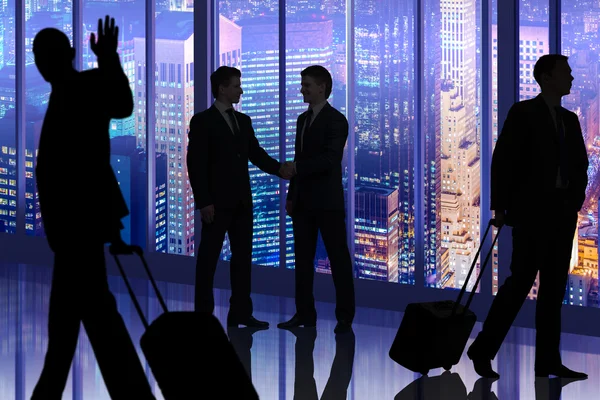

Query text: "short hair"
[210, 66, 241, 98]
[533, 54, 569, 86]
[33, 28, 71, 54]
[301, 65, 333, 99]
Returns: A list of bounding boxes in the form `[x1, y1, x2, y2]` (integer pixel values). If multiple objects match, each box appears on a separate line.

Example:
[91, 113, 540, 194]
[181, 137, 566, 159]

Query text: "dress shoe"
[467, 349, 500, 379]
[334, 320, 352, 334]
[277, 314, 317, 329]
[535, 364, 588, 379]
[227, 315, 269, 328]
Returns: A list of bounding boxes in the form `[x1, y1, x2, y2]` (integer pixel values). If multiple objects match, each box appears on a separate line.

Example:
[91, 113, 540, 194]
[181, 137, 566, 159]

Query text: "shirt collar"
[214, 100, 233, 114]
[308, 100, 328, 116]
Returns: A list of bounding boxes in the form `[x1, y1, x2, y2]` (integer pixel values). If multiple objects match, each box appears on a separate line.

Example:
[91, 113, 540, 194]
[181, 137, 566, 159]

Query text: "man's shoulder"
[234, 109, 251, 121]
[326, 104, 348, 122]
[191, 108, 211, 121]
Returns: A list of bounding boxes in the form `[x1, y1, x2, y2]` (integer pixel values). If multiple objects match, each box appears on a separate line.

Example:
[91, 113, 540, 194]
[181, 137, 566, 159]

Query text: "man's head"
[533, 54, 573, 97]
[33, 28, 76, 83]
[300, 65, 332, 106]
[210, 66, 243, 105]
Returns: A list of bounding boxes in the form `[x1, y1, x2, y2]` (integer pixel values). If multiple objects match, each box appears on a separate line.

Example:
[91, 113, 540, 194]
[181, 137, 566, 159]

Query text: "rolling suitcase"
[111, 245, 260, 400]
[389, 219, 502, 375]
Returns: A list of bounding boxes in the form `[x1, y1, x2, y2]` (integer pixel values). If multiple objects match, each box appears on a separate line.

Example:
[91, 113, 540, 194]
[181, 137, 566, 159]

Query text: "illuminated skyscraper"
[424, 0, 442, 288]
[134, 11, 195, 255]
[354, 185, 399, 282]
[0, 105, 43, 235]
[111, 135, 169, 252]
[439, 0, 480, 291]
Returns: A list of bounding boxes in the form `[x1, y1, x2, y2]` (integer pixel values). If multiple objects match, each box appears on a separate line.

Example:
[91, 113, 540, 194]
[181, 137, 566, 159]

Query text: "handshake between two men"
[199, 161, 297, 225]
[279, 161, 296, 180]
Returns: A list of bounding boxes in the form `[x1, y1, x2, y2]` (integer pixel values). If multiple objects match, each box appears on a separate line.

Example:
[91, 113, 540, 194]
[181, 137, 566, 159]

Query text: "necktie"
[301, 108, 313, 152]
[225, 108, 243, 155]
[554, 106, 569, 186]
[225, 108, 241, 136]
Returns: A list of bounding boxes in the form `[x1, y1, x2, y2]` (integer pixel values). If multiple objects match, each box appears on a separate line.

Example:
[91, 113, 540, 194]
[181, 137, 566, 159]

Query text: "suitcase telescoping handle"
[110, 245, 169, 330]
[452, 219, 503, 316]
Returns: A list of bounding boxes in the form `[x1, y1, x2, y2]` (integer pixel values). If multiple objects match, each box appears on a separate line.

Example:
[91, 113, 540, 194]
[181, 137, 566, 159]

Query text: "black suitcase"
[389, 219, 502, 375]
[111, 246, 260, 400]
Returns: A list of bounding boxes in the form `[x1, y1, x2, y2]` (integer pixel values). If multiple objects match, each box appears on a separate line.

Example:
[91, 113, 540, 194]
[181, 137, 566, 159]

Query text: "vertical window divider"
[414, 0, 425, 288]
[279, 0, 287, 270]
[549, 0, 561, 55]
[74, 0, 83, 72]
[15, 0, 25, 237]
[480, 0, 493, 297]
[346, 0, 356, 271]
[496, 0, 519, 288]
[193, 0, 215, 256]
[146, 0, 156, 253]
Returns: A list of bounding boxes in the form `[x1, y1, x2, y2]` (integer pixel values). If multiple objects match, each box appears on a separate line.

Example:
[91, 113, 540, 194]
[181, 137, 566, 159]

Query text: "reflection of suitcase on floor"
[394, 371, 467, 400]
[112, 247, 260, 400]
[389, 219, 502, 375]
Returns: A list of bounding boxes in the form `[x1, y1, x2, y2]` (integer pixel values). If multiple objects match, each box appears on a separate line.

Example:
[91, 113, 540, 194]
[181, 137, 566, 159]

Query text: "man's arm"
[294, 112, 348, 178]
[187, 113, 213, 209]
[286, 178, 296, 203]
[98, 52, 133, 119]
[490, 104, 520, 213]
[571, 115, 589, 210]
[247, 115, 283, 176]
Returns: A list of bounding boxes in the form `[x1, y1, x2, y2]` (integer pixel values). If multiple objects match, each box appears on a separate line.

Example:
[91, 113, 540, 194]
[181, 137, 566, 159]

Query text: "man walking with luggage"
[467, 54, 589, 379]
[31, 17, 155, 399]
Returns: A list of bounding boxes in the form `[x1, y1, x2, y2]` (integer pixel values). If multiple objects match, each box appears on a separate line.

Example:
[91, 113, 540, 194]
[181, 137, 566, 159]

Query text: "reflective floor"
[1, 262, 599, 399]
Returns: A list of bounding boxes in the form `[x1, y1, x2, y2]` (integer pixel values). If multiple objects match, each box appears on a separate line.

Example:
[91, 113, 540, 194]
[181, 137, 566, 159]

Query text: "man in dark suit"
[467, 54, 589, 379]
[277, 65, 355, 334]
[31, 17, 155, 399]
[187, 66, 292, 328]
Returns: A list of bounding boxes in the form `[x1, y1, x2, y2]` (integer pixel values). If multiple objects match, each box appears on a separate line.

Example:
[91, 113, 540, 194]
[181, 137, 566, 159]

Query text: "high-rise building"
[439, 0, 480, 292]
[424, 0, 442, 288]
[219, 14, 242, 71]
[111, 135, 169, 252]
[0, 106, 43, 235]
[134, 11, 195, 255]
[354, 185, 399, 282]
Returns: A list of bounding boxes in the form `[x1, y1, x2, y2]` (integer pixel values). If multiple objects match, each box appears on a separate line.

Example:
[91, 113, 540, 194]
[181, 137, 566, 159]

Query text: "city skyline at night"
[0, 0, 599, 307]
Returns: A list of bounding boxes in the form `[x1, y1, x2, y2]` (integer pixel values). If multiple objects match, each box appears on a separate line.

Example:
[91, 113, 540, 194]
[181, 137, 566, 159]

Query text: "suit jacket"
[491, 94, 589, 221]
[287, 103, 349, 210]
[187, 105, 282, 211]
[36, 53, 131, 251]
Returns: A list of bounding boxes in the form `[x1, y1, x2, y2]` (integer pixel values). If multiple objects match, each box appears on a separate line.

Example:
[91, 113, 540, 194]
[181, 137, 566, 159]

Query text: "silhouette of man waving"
[31, 16, 155, 399]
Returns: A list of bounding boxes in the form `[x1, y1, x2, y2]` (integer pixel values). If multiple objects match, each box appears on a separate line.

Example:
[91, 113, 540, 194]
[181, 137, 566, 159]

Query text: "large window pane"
[285, 1, 348, 273]
[561, 0, 599, 308]
[425, 0, 483, 292]
[153, 8, 194, 255]
[354, 1, 415, 284]
[0, 7, 16, 233]
[25, 3, 73, 237]
[83, 1, 148, 252]
[218, 1, 281, 266]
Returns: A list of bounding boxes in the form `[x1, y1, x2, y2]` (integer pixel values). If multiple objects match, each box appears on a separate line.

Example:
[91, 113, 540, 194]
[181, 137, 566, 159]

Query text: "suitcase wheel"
[443, 365, 452, 371]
